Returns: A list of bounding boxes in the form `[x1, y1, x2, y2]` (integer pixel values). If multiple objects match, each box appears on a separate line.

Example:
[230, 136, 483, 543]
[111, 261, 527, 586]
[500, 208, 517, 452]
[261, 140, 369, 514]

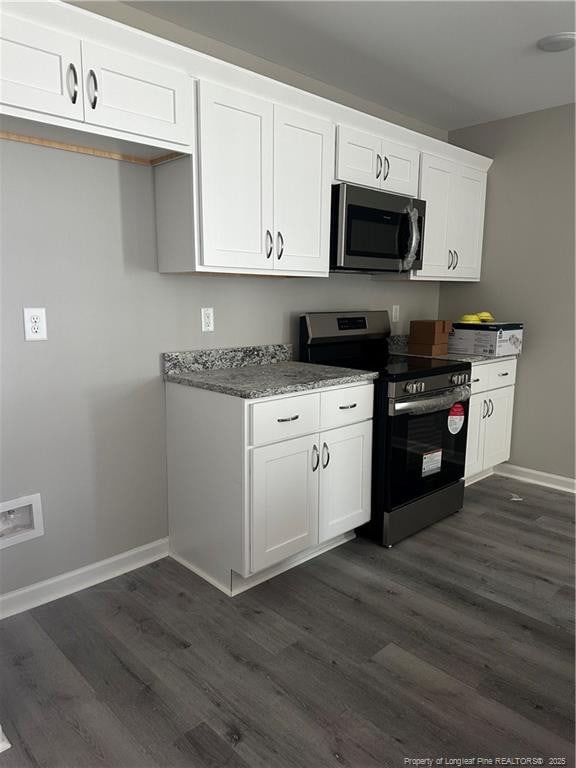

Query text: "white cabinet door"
[199, 82, 273, 270]
[318, 421, 372, 543]
[380, 139, 420, 196]
[0, 15, 83, 120]
[483, 387, 515, 469]
[450, 166, 486, 280]
[416, 154, 456, 278]
[465, 393, 486, 478]
[81, 42, 193, 144]
[336, 125, 381, 188]
[273, 105, 332, 273]
[251, 434, 319, 572]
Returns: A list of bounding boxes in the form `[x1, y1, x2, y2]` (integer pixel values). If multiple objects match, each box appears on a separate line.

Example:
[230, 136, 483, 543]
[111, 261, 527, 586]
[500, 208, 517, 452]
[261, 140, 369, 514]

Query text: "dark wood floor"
[1, 475, 574, 767]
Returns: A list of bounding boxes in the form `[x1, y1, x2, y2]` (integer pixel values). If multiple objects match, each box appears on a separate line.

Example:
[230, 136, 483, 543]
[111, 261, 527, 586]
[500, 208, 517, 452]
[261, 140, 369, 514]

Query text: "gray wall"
[0, 141, 439, 594]
[439, 104, 575, 479]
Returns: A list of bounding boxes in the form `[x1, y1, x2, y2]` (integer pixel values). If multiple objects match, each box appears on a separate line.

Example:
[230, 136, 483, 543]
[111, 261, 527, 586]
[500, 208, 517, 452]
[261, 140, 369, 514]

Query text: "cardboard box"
[408, 342, 449, 356]
[448, 323, 523, 357]
[409, 320, 453, 344]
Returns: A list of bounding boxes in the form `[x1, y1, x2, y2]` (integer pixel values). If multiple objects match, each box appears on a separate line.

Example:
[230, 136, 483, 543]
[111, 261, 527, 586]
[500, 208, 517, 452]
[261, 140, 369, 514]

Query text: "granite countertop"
[162, 344, 378, 399]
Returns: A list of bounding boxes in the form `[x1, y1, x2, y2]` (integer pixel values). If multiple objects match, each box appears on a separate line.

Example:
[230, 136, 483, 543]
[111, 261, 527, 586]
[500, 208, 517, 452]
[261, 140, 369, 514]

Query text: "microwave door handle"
[400, 205, 421, 271]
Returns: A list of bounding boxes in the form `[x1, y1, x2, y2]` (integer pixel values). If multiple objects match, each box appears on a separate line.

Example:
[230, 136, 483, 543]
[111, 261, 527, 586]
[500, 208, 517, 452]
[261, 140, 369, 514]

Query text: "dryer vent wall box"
[0, 494, 44, 549]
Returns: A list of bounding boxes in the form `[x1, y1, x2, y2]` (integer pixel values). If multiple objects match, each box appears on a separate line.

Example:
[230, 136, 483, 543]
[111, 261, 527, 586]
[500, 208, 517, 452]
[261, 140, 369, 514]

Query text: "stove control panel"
[450, 372, 469, 385]
[405, 381, 425, 394]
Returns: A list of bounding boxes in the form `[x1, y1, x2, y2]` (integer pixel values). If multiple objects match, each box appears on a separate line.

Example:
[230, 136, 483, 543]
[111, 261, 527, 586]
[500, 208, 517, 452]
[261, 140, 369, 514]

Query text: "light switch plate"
[392, 305, 400, 322]
[23, 308, 47, 341]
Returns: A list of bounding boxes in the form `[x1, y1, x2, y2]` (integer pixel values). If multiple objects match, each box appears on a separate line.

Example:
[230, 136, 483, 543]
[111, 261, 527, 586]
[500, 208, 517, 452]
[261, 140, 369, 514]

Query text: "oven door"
[384, 385, 470, 508]
[332, 184, 425, 272]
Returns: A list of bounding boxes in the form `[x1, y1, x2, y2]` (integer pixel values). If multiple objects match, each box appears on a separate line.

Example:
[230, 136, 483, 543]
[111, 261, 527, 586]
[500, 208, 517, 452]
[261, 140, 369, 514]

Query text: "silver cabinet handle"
[87, 69, 98, 109]
[338, 403, 357, 410]
[498, 372, 509, 377]
[66, 63, 78, 104]
[453, 250, 459, 269]
[383, 156, 390, 180]
[312, 444, 320, 472]
[276, 231, 284, 260]
[265, 229, 273, 259]
[488, 398, 494, 417]
[448, 250, 454, 269]
[321, 442, 330, 469]
[482, 399, 488, 419]
[277, 414, 299, 423]
[376, 154, 382, 180]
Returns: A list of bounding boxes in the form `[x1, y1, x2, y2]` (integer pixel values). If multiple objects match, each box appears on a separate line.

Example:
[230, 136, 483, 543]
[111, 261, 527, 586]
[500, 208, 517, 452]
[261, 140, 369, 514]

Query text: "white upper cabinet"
[416, 154, 455, 278]
[449, 165, 487, 280]
[336, 125, 420, 196]
[414, 154, 487, 281]
[273, 105, 332, 272]
[0, 13, 193, 149]
[380, 137, 421, 196]
[336, 126, 381, 187]
[0, 15, 83, 121]
[81, 42, 193, 145]
[198, 82, 332, 275]
[199, 82, 274, 270]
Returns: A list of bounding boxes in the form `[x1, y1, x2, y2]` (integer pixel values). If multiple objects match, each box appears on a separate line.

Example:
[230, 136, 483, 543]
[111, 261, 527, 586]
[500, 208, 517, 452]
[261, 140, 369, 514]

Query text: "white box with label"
[448, 323, 523, 357]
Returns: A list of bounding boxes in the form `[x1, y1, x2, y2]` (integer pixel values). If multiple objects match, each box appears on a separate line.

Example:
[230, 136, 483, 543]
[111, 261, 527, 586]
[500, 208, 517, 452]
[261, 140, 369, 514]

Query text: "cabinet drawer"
[470, 364, 491, 394]
[321, 384, 373, 429]
[488, 359, 517, 389]
[251, 393, 320, 446]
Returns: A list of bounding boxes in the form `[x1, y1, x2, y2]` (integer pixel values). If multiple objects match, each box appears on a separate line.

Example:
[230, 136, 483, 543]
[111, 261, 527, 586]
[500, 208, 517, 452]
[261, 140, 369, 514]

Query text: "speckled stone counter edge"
[165, 369, 378, 399]
[163, 343, 292, 375]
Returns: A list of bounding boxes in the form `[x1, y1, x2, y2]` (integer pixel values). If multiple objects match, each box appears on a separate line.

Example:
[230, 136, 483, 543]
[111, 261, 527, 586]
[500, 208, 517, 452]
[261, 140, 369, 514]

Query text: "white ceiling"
[123, 0, 575, 130]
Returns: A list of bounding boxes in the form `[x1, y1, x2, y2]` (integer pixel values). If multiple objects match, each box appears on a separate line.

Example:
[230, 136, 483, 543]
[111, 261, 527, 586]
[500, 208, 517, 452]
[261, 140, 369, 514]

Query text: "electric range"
[300, 310, 472, 546]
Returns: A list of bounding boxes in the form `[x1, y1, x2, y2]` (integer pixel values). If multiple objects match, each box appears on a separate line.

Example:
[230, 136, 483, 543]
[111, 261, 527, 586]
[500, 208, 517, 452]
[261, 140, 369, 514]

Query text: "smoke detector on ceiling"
[537, 33, 576, 52]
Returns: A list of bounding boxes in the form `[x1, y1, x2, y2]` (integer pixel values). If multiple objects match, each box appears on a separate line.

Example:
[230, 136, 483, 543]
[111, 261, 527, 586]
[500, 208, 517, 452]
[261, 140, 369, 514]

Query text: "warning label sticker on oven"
[448, 403, 465, 435]
[422, 449, 442, 477]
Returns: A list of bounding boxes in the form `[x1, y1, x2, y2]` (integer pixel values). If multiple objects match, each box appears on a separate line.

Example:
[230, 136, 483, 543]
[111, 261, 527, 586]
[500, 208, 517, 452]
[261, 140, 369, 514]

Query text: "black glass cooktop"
[380, 355, 470, 381]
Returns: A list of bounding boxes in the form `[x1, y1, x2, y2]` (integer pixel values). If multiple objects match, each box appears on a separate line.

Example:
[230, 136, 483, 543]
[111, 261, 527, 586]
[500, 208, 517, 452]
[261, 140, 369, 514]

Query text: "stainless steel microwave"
[330, 183, 426, 273]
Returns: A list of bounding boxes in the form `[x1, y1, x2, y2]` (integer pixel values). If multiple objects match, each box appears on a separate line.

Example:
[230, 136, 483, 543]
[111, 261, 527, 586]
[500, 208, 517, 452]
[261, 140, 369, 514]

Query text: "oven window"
[386, 404, 468, 508]
[346, 205, 402, 258]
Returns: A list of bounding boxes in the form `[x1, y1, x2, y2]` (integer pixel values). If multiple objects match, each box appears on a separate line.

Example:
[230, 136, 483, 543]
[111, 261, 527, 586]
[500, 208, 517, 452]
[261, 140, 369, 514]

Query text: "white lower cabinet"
[465, 359, 516, 479]
[166, 380, 373, 595]
[318, 421, 372, 543]
[251, 434, 319, 572]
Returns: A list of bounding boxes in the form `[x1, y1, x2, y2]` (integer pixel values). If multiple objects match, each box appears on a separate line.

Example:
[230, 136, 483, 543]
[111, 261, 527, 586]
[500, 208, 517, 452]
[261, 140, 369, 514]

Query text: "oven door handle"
[389, 385, 471, 416]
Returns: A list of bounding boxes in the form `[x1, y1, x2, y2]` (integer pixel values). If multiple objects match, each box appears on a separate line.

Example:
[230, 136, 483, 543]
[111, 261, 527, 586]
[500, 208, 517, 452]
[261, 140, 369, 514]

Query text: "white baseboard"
[0, 538, 169, 620]
[494, 463, 576, 494]
[465, 468, 494, 486]
[171, 532, 356, 597]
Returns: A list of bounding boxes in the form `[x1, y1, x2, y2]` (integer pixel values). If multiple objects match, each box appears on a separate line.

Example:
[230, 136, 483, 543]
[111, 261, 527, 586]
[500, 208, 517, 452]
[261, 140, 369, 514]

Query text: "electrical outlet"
[23, 308, 47, 341]
[392, 305, 400, 323]
[201, 307, 215, 333]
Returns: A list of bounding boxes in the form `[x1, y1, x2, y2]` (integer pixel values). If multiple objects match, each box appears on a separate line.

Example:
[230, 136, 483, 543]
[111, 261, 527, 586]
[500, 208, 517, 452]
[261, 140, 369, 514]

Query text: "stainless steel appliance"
[330, 184, 426, 273]
[300, 310, 471, 546]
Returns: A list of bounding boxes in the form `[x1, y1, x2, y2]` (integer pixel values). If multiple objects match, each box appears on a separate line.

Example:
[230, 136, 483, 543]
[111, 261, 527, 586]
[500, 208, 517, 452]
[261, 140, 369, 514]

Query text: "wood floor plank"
[31, 595, 203, 767]
[0, 614, 158, 767]
[1, 476, 573, 766]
